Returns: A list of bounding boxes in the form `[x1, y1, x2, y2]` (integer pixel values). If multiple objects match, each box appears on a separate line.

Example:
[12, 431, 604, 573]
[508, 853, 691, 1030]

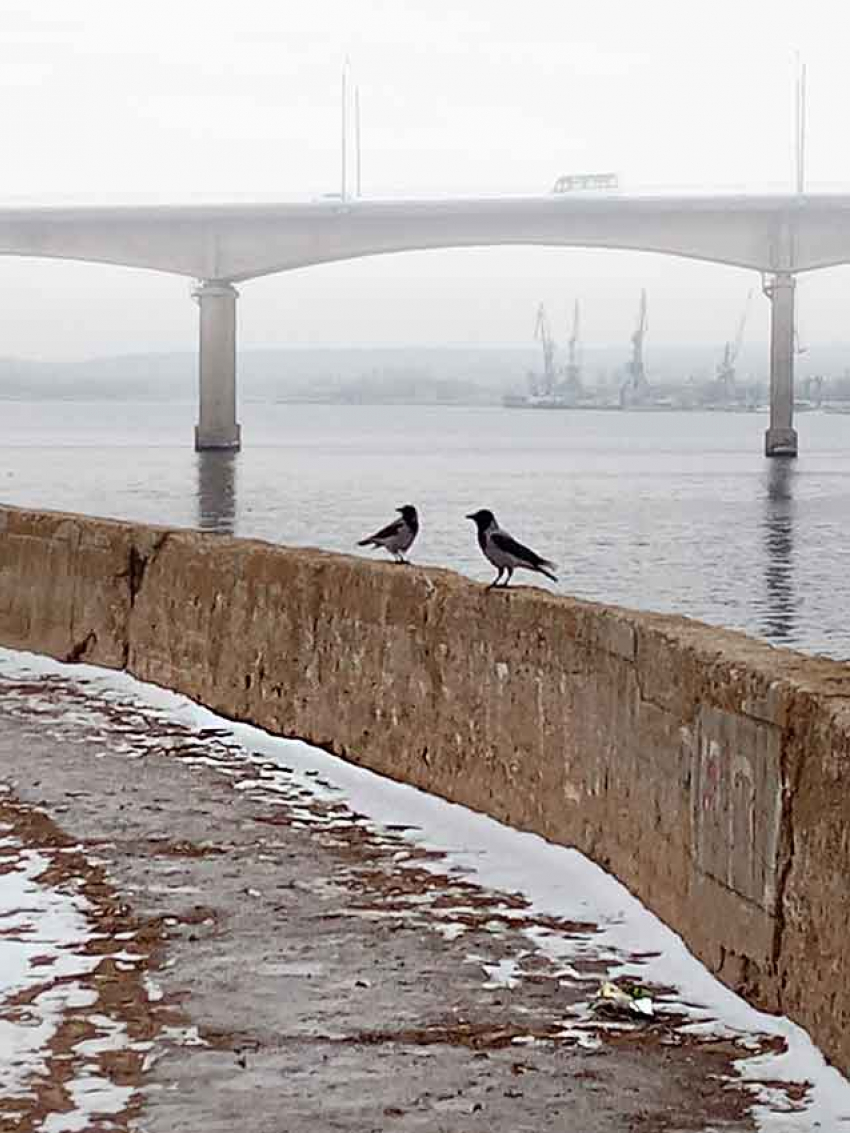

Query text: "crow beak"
[465, 513, 475, 521]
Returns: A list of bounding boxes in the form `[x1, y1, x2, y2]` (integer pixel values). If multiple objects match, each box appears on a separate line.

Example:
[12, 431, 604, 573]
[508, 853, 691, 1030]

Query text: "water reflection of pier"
[761, 458, 796, 644]
[196, 450, 237, 535]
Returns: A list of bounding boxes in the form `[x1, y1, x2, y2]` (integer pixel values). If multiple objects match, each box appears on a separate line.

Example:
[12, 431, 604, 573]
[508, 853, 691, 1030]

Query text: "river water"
[1, 398, 849, 659]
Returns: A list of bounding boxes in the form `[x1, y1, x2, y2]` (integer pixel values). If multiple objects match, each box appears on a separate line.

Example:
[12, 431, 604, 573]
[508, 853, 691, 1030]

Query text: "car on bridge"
[552, 172, 620, 193]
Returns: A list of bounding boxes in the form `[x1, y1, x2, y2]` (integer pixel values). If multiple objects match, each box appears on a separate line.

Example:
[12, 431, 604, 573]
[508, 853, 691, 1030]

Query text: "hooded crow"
[357, 504, 419, 563]
[466, 509, 557, 589]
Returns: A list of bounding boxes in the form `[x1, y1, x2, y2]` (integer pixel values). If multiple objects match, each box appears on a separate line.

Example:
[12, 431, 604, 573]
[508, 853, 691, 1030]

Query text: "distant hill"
[1, 342, 849, 403]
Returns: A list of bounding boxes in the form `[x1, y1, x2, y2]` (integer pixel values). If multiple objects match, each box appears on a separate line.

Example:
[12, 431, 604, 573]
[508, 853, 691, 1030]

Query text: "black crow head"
[466, 508, 495, 530]
[396, 505, 418, 523]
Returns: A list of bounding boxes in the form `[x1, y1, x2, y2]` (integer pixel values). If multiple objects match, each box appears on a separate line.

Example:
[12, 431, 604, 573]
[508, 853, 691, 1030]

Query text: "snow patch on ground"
[0, 839, 150, 1129]
[0, 751, 153, 1129]
[0, 838, 96, 1097]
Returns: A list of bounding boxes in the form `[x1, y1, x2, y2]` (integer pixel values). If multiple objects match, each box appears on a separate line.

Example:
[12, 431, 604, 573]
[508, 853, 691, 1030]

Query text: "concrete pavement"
[0, 662, 777, 1131]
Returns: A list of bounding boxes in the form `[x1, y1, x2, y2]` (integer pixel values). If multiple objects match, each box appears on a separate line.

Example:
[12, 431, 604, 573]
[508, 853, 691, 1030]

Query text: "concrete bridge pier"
[764, 272, 798, 458]
[193, 280, 241, 452]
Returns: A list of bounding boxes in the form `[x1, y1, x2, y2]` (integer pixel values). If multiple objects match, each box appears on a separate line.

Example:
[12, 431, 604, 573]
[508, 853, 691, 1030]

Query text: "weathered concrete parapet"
[1, 504, 850, 1073]
[0, 507, 134, 667]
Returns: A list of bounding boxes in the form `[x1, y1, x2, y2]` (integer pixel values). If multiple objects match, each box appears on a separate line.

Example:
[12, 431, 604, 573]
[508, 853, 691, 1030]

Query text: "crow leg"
[487, 567, 504, 590]
[502, 567, 514, 588]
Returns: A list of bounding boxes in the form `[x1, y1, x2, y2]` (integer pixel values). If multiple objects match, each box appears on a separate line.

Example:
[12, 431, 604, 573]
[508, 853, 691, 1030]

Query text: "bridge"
[3, 191, 850, 455]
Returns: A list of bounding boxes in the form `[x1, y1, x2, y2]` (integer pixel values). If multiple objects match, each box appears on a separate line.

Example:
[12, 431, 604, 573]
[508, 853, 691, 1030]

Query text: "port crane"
[621, 289, 649, 404]
[794, 283, 807, 357]
[563, 300, 583, 398]
[533, 302, 557, 398]
[716, 290, 752, 398]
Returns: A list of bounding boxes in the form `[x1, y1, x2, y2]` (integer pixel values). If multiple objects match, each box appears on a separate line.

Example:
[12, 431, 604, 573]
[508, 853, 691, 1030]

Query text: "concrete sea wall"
[1, 504, 849, 1073]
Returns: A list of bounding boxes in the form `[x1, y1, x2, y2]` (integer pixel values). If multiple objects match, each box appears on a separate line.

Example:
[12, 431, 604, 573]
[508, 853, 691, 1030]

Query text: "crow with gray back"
[466, 509, 557, 589]
[357, 505, 419, 563]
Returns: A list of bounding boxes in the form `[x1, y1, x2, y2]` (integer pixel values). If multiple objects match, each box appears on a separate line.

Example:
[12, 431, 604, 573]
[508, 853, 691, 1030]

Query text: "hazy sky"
[2, 0, 850, 362]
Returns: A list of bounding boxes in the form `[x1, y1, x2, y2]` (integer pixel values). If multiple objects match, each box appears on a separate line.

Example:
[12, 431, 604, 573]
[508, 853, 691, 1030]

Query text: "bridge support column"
[193, 280, 241, 452]
[764, 272, 798, 458]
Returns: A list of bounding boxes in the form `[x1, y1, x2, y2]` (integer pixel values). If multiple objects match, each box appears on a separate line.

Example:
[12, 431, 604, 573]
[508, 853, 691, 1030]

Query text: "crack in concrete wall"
[122, 532, 170, 607]
[64, 629, 98, 664]
[1, 504, 850, 1075]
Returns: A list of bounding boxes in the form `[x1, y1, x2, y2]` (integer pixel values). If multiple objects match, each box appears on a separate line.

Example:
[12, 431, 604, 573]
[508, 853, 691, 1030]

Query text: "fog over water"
[2, 399, 849, 660]
[4, 1, 850, 364]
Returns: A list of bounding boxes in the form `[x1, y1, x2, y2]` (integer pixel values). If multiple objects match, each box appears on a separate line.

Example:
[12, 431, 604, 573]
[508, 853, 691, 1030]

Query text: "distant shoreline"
[0, 393, 499, 407]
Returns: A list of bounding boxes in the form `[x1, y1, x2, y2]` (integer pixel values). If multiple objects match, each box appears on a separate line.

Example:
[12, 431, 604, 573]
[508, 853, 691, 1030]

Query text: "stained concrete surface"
[0, 668, 765, 1132]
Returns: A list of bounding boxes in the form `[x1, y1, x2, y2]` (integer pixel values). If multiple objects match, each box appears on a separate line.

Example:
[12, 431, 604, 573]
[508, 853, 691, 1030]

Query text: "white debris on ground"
[593, 980, 655, 1019]
[2, 646, 850, 1131]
